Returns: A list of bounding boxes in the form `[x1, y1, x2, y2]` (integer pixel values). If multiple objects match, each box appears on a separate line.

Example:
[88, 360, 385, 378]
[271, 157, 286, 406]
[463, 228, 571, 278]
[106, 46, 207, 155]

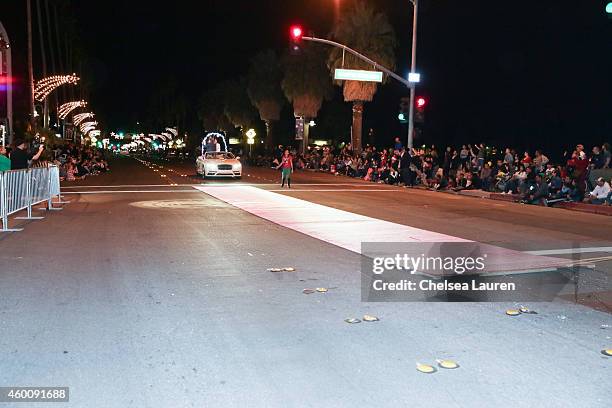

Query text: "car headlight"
[205, 163, 217, 170]
[233, 163, 242, 170]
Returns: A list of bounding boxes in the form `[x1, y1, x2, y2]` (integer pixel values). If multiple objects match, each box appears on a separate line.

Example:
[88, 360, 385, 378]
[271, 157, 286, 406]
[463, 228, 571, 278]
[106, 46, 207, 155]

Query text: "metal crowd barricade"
[0, 165, 63, 232]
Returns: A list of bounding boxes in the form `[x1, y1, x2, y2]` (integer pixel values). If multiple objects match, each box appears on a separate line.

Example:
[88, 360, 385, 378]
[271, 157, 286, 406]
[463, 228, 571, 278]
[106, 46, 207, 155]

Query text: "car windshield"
[205, 152, 235, 160]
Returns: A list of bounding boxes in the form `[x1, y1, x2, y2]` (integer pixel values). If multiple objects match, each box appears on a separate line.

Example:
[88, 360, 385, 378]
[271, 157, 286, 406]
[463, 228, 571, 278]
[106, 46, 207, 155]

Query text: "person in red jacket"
[276, 149, 294, 188]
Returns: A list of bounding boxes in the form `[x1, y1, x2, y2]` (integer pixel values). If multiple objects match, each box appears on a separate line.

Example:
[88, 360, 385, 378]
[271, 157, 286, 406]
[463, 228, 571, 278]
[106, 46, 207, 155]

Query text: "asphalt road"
[0, 156, 610, 408]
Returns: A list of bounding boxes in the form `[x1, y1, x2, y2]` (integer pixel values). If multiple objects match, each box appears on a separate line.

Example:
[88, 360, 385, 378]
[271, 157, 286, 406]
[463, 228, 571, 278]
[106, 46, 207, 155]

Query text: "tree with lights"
[247, 50, 286, 150]
[328, 1, 397, 152]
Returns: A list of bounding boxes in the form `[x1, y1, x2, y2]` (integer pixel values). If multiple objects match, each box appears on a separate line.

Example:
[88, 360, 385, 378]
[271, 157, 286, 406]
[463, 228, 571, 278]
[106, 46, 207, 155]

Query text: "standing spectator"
[0, 145, 11, 171]
[602, 143, 611, 168]
[503, 148, 514, 165]
[393, 137, 403, 151]
[10, 139, 44, 170]
[533, 150, 549, 172]
[590, 146, 605, 169]
[521, 151, 533, 166]
[459, 145, 470, 166]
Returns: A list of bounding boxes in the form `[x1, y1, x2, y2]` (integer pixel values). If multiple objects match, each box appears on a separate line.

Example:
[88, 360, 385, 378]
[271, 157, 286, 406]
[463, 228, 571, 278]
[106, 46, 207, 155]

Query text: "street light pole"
[407, 0, 419, 151]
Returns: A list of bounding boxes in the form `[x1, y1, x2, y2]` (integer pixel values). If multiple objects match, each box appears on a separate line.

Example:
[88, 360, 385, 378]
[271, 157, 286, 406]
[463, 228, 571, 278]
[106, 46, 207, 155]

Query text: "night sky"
[22, 1, 612, 152]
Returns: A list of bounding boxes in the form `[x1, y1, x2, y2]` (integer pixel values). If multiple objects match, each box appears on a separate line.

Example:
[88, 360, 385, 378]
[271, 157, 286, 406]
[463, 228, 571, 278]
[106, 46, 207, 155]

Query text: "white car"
[196, 151, 242, 178]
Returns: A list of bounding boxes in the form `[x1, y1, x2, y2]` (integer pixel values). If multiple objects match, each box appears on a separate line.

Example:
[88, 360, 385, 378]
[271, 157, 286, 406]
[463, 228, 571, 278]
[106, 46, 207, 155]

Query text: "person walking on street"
[276, 149, 293, 188]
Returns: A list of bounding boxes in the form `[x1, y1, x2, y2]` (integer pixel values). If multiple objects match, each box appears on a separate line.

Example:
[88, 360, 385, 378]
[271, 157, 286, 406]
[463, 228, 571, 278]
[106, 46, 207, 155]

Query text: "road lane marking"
[62, 190, 198, 194]
[525, 247, 612, 256]
[60, 183, 385, 189]
[268, 189, 398, 192]
[194, 185, 566, 274]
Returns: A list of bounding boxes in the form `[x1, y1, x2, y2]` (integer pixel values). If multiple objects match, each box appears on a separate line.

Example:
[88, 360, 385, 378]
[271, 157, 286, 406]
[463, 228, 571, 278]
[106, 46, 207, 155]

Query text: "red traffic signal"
[290, 25, 303, 41]
[416, 97, 427, 109]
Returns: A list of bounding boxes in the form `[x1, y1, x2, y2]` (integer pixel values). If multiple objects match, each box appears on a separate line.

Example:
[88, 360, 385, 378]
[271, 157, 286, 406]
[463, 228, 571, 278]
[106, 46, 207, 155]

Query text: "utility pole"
[407, 0, 419, 151]
[27, 0, 35, 125]
[0, 21, 13, 144]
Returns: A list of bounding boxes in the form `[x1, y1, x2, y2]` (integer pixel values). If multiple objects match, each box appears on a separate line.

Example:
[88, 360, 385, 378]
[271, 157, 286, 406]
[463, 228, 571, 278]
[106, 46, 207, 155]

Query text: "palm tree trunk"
[265, 120, 274, 152]
[351, 101, 364, 153]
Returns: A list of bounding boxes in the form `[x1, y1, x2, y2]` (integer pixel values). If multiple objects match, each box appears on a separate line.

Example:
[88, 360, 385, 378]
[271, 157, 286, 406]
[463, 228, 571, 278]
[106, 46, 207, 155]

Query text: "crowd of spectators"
[0, 139, 109, 181]
[266, 140, 611, 206]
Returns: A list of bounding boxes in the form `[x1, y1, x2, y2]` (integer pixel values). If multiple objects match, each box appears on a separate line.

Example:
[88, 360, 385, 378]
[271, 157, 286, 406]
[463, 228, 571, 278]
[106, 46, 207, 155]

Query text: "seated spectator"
[584, 177, 611, 205]
[522, 174, 549, 205]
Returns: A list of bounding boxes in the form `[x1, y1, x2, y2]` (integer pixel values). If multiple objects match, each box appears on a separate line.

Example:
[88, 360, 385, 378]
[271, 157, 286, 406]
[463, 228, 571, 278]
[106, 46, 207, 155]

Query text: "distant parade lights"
[34, 74, 79, 101]
[58, 100, 87, 120]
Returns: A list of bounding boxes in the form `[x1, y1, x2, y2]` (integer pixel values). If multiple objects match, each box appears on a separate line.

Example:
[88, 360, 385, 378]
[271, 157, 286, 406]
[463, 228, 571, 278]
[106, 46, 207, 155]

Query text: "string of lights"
[34, 74, 80, 101]
[58, 100, 87, 119]
[73, 112, 95, 126]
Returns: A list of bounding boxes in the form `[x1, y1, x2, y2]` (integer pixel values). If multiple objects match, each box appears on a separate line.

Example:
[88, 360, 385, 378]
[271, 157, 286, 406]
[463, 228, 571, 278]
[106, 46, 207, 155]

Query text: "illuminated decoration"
[165, 127, 178, 137]
[201, 131, 227, 155]
[79, 121, 97, 133]
[81, 126, 96, 135]
[73, 112, 94, 126]
[143, 137, 153, 143]
[162, 132, 173, 140]
[34, 74, 79, 101]
[88, 130, 101, 138]
[58, 100, 87, 120]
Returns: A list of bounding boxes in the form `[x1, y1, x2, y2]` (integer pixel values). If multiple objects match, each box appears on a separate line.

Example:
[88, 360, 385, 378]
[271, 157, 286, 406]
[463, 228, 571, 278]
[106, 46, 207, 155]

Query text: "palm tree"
[222, 78, 258, 130]
[247, 50, 285, 150]
[282, 45, 333, 150]
[328, 1, 397, 152]
[197, 85, 234, 133]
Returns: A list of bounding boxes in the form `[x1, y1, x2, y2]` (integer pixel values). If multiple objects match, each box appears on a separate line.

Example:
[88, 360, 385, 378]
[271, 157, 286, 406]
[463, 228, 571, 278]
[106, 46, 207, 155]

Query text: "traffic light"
[398, 97, 410, 123]
[416, 97, 427, 109]
[289, 25, 303, 55]
[607, 2, 612, 18]
[415, 96, 427, 123]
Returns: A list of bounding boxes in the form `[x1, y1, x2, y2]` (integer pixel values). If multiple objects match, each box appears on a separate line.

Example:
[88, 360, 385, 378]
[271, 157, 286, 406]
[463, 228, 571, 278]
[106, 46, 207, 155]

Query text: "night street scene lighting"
[0, 1, 611, 407]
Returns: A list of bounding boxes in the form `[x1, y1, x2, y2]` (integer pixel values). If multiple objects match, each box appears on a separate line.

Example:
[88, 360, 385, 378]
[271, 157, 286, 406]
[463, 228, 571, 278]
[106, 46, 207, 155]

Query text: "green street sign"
[334, 69, 383, 83]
